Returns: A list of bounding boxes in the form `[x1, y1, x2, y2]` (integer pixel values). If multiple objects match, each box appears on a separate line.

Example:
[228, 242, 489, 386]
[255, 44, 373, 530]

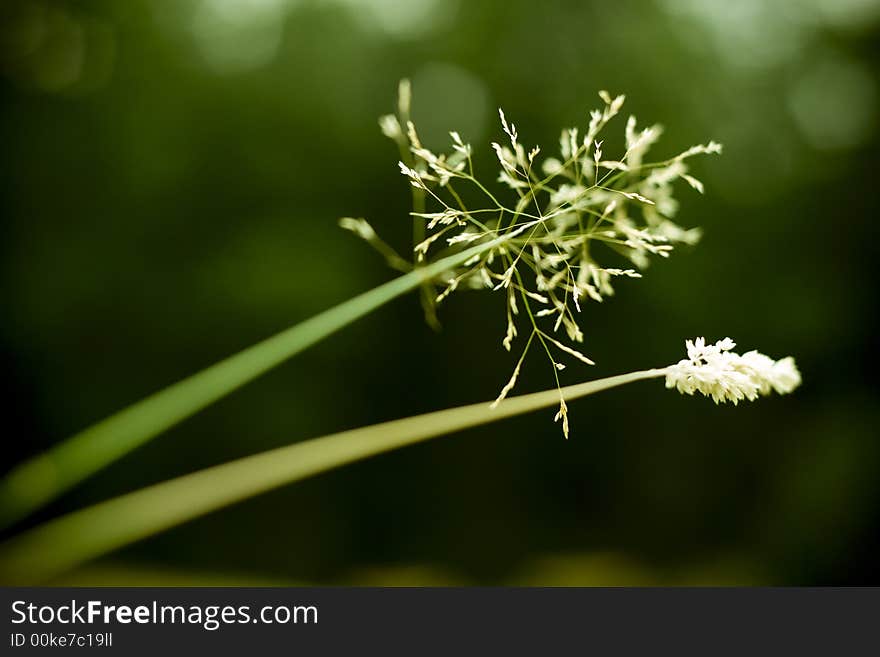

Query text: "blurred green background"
[1, 0, 879, 585]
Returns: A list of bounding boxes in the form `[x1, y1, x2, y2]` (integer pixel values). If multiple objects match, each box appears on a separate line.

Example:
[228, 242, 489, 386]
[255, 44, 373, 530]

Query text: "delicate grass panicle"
[343, 84, 723, 436]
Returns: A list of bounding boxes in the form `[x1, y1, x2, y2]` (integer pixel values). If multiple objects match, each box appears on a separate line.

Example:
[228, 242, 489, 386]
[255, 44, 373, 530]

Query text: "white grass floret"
[665, 338, 802, 404]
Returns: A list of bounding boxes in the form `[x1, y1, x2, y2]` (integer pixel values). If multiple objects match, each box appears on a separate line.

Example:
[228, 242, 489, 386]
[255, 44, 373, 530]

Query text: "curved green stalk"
[0, 236, 513, 529]
[0, 368, 665, 584]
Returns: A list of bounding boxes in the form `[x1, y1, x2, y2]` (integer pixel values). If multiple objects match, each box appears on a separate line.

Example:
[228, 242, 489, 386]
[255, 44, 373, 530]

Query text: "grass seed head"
[665, 338, 802, 404]
[344, 82, 723, 437]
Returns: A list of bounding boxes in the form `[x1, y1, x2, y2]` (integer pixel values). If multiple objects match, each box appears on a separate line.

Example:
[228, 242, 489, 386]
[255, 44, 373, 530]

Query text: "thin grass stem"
[0, 235, 515, 529]
[0, 368, 665, 583]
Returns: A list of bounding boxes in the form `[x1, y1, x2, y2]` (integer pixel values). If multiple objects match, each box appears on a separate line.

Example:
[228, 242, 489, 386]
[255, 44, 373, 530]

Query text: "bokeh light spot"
[788, 53, 877, 150]
[410, 63, 490, 149]
[191, 0, 287, 73]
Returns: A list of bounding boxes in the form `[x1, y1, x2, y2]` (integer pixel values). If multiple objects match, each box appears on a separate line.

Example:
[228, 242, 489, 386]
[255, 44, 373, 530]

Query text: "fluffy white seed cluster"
[343, 81, 722, 437]
[665, 338, 802, 404]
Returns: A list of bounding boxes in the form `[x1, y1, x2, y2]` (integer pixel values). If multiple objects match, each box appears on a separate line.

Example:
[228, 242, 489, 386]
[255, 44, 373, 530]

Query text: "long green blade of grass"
[0, 236, 511, 529]
[0, 368, 664, 584]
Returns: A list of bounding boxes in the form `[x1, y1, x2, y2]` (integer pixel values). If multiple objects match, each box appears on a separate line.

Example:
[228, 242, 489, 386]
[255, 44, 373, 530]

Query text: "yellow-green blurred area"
[1, 0, 879, 585]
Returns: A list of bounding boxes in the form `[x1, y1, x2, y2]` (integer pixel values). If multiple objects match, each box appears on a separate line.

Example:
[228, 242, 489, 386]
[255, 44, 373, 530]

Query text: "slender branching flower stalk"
[343, 83, 724, 436]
